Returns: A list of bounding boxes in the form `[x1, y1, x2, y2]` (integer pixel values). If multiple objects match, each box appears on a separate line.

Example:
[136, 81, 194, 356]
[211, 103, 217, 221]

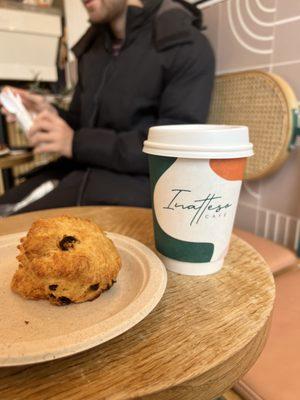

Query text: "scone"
[11, 216, 121, 306]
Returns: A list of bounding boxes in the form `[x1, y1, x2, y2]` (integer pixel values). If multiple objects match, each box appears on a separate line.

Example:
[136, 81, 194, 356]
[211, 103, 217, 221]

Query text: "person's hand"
[28, 111, 74, 158]
[0, 86, 57, 123]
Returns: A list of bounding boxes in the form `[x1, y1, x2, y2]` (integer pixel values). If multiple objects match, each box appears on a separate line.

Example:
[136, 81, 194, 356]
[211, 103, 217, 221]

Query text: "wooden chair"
[208, 70, 300, 400]
[0, 122, 56, 195]
[208, 70, 299, 274]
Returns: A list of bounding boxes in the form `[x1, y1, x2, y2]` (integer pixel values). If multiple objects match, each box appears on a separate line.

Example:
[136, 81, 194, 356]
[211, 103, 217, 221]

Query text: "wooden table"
[0, 206, 275, 400]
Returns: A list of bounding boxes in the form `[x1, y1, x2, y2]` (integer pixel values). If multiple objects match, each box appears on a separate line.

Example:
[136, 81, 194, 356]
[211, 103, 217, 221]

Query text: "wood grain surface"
[0, 152, 34, 169]
[0, 207, 275, 400]
[224, 390, 243, 400]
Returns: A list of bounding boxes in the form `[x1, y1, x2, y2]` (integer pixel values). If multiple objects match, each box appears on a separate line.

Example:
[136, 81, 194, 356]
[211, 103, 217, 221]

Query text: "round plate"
[0, 232, 167, 367]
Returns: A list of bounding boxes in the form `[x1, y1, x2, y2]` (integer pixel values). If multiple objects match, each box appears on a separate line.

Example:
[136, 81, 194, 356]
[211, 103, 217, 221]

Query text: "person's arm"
[158, 33, 215, 125]
[55, 82, 82, 131]
[72, 33, 215, 174]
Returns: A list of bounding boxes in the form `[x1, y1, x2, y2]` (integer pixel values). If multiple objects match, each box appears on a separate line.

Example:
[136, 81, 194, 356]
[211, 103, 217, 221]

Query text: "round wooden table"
[0, 206, 275, 400]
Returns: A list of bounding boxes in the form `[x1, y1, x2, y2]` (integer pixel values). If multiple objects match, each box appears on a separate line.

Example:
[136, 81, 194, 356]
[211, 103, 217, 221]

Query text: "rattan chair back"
[208, 70, 298, 180]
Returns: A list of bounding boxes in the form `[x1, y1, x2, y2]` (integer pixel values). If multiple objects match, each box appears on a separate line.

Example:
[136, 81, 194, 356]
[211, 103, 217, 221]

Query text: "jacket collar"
[72, 0, 202, 58]
[154, 0, 201, 51]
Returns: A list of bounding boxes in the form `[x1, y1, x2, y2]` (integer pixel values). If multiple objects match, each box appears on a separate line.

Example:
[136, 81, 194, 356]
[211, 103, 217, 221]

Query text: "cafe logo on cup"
[151, 157, 244, 245]
[163, 189, 232, 226]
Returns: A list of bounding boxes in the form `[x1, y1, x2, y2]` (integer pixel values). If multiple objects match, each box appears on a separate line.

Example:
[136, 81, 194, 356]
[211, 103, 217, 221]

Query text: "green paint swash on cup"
[143, 125, 254, 276]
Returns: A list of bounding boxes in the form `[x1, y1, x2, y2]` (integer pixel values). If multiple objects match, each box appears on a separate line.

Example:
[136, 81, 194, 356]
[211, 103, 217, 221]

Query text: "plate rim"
[0, 231, 167, 367]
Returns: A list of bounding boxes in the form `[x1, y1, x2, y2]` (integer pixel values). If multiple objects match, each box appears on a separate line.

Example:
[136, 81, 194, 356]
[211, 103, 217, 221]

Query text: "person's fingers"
[29, 132, 55, 147]
[34, 142, 58, 154]
[37, 109, 59, 122]
[28, 119, 53, 137]
[3, 86, 44, 111]
[18, 89, 43, 108]
[2, 86, 30, 103]
[0, 107, 17, 123]
[1, 85, 15, 95]
[1, 107, 10, 115]
[6, 114, 17, 123]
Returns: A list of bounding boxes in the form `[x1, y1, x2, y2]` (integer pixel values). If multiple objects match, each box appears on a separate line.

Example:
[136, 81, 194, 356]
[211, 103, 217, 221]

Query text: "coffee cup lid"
[143, 125, 254, 159]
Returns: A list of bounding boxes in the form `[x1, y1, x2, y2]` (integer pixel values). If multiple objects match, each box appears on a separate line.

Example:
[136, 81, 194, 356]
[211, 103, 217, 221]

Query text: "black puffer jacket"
[58, 0, 215, 207]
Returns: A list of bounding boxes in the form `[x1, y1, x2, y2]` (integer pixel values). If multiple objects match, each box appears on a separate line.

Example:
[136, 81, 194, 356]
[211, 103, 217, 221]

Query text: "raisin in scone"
[11, 216, 121, 306]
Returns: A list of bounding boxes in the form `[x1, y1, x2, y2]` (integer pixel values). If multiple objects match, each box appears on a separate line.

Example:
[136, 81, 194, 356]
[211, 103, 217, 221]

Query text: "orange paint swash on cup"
[209, 158, 247, 181]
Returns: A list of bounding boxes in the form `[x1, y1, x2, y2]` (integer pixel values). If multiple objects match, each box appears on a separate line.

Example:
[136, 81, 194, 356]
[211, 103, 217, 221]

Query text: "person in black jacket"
[0, 0, 215, 213]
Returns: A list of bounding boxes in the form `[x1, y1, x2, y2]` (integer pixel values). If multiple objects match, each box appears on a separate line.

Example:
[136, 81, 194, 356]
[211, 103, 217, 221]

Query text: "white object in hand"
[0, 89, 33, 134]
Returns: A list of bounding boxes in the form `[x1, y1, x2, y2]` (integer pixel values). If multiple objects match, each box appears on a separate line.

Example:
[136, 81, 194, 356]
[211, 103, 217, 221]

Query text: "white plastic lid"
[143, 125, 254, 159]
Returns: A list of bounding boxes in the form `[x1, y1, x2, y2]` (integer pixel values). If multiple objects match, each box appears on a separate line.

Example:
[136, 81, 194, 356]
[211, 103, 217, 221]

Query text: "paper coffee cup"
[143, 125, 253, 276]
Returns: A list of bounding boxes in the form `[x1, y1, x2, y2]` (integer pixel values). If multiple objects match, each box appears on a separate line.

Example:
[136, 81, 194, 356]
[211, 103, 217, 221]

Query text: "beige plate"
[0, 232, 167, 367]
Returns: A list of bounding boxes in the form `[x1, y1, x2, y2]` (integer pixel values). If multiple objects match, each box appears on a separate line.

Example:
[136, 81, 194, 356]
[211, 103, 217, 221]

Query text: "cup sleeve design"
[148, 155, 214, 263]
[209, 158, 247, 181]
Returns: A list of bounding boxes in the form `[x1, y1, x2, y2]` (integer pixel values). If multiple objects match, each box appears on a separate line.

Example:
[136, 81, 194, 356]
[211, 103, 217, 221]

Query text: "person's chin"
[87, 12, 103, 23]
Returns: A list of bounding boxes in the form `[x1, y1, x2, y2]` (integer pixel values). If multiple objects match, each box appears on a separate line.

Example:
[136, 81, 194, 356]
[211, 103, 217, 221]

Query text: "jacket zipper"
[77, 54, 115, 205]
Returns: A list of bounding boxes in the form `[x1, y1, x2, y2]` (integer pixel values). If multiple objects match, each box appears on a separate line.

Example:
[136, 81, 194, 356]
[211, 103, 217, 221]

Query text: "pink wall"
[202, 0, 300, 253]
